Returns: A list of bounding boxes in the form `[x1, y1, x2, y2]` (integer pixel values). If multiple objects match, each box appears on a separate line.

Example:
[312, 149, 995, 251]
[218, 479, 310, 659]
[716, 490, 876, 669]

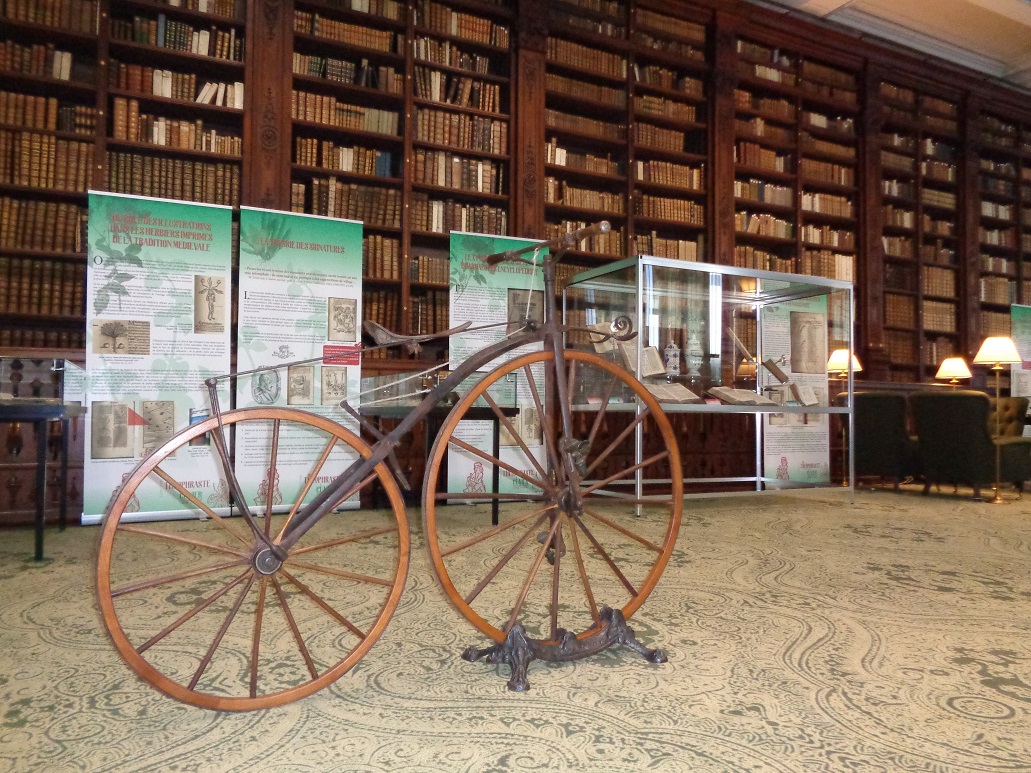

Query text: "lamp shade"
[827, 348, 862, 376]
[973, 336, 1021, 366]
[935, 356, 971, 382]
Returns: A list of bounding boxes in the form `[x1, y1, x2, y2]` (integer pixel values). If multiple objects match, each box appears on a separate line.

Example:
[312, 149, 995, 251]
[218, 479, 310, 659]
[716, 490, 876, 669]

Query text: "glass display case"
[563, 257, 856, 491]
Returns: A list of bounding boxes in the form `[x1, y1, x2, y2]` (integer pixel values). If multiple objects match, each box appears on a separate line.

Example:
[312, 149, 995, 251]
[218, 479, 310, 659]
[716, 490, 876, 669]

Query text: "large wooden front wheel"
[422, 349, 682, 646]
[96, 408, 410, 711]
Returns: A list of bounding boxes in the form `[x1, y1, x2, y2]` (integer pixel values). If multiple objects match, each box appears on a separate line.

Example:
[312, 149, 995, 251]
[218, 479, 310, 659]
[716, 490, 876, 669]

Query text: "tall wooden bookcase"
[3, 0, 1031, 377]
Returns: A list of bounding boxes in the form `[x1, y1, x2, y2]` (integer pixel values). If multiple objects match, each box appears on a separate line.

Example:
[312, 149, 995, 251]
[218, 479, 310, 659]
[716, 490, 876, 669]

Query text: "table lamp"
[972, 335, 1022, 504]
[935, 356, 971, 387]
[827, 349, 862, 379]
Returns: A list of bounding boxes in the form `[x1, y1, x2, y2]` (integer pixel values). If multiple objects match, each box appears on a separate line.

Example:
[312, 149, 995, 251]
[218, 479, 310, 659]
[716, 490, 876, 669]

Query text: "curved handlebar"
[484, 220, 610, 266]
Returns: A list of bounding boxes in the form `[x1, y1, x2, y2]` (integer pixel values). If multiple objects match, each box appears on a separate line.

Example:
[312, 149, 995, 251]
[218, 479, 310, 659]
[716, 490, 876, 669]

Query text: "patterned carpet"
[2, 487, 1031, 772]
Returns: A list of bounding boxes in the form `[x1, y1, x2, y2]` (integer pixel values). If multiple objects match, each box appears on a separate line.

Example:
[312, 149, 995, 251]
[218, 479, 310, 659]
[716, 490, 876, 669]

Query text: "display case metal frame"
[563, 256, 857, 493]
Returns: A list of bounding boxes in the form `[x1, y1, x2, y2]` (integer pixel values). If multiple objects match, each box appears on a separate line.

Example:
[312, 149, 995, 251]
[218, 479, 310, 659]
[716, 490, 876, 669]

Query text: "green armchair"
[910, 390, 1031, 500]
[846, 391, 919, 490]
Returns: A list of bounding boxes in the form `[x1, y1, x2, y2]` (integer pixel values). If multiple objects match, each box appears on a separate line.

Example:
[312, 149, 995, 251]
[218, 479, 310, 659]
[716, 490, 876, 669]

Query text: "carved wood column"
[859, 65, 890, 379]
[959, 94, 982, 355]
[512, 0, 547, 239]
[242, 0, 294, 210]
[710, 13, 738, 266]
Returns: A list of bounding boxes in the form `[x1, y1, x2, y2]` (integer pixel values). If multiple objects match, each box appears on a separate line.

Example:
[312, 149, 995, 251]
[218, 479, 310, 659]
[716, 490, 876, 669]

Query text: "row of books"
[548, 141, 621, 176]
[292, 53, 402, 95]
[735, 178, 793, 207]
[294, 138, 394, 177]
[631, 233, 701, 262]
[0, 130, 92, 190]
[800, 225, 854, 249]
[732, 244, 793, 273]
[544, 108, 623, 142]
[800, 249, 853, 282]
[292, 90, 399, 136]
[635, 95, 697, 124]
[414, 150, 503, 194]
[416, 1, 510, 48]
[634, 194, 704, 224]
[112, 98, 243, 155]
[636, 8, 706, 45]
[0, 91, 96, 134]
[0, 198, 85, 252]
[111, 63, 191, 104]
[414, 68, 504, 114]
[0, 41, 78, 81]
[414, 38, 493, 75]
[362, 289, 401, 343]
[111, 15, 244, 63]
[409, 289, 449, 337]
[547, 37, 625, 80]
[363, 235, 401, 281]
[161, 0, 240, 19]
[545, 179, 625, 214]
[1, 0, 97, 32]
[922, 299, 957, 332]
[634, 123, 688, 154]
[634, 67, 704, 100]
[106, 151, 240, 205]
[735, 211, 793, 238]
[410, 253, 450, 285]
[800, 133, 855, 161]
[924, 265, 956, 297]
[799, 158, 855, 186]
[307, 178, 402, 227]
[633, 159, 703, 191]
[734, 90, 796, 122]
[0, 256, 85, 317]
[411, 194, 507, 235]
[415, 108, 508, 153]
[737, 117, 793, 145]
[884, 293, 916, 328]
[735, 141, 791, 173]
[801, 191, 853, 218]
[544, 219, 625, 257]
[293, 11, 396, 54]
[547, 72, 624, 109]
[0, 327, 84, 350]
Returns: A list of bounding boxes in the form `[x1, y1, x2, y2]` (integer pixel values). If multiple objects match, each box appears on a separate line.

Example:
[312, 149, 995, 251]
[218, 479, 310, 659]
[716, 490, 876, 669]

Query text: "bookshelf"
[0, 3, 99, 353]
[731, 37, 858, 283]
[875, 80, 962, 382]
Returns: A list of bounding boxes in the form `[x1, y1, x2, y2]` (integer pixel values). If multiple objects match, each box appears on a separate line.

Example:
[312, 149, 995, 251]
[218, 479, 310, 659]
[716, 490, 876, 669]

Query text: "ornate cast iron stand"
[461, 606, 668, 691]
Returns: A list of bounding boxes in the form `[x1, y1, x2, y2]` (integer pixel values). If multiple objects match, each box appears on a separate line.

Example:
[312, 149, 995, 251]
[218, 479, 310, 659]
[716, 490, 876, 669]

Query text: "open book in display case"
[562, 256, 856, 492]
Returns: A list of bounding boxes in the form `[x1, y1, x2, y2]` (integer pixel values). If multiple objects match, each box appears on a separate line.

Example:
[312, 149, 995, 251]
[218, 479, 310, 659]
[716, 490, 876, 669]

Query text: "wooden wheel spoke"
[504, 514, 564, 634]
[571, 514, 639, 598]
[286, 558, 394, 587]
[276, 435, 339, 543]
[565, 519, 599, 622]
[581, 504, 664, 552]
[117, 524, 250, 558]
[442, 505, 553, 557]
[464, 512, 550, 605]
[280, 568, 367, 640]
[585, 371, 621, 448]
[291, 525, 398, 556]
[250, 578, 268, 699]
[482, 390, 549, 482]
[550, 528, 562, 640]
[151, 466, 250, 547]
[523, 362, 560, 474]
[581, 451, 670, 496]
[136, 569, 252, 654]
[111, 557, 247, 598]
[433, 491, 547, 503]
[584, 409, 650, 478]
[449, 436, 551, 494]
[264, 419, 281, 536]
[188, 575, 256, 690]
[271, 576, 319, 681]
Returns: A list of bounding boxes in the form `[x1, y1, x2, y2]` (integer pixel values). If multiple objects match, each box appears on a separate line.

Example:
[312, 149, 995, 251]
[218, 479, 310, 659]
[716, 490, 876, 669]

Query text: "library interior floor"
[2, 486, 1029, 773]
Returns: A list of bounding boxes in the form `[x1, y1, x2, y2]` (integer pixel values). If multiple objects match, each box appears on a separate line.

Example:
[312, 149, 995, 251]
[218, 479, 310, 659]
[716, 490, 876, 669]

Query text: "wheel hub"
[253, 546, 283, 575]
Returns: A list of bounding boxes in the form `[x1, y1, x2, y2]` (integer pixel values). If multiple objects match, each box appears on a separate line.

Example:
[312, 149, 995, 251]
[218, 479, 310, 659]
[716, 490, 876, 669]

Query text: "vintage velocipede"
[96, 222, 683, 710]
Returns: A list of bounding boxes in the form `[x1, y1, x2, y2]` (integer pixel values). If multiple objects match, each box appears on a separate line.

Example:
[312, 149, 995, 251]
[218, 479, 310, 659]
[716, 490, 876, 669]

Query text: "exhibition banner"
[83, 192, 233, 523]
[1010, 305, 1031, 437]
[447, 231, 547, 497]
[759, 294, 832, 484]
[235, 207, 363, 509]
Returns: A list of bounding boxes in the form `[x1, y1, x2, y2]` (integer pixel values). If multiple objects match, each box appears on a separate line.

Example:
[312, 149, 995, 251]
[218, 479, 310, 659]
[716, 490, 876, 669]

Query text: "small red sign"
[323, 345, 361, 365]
